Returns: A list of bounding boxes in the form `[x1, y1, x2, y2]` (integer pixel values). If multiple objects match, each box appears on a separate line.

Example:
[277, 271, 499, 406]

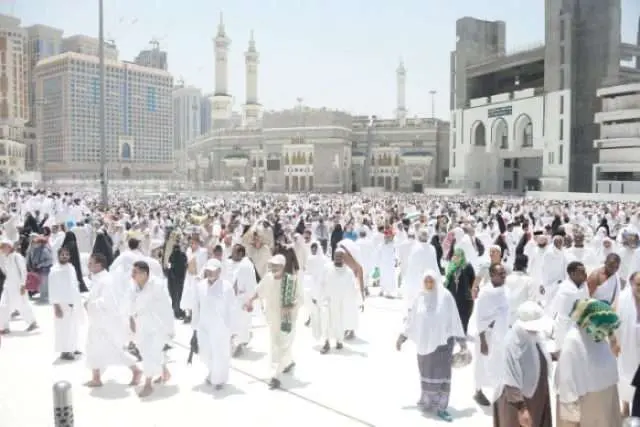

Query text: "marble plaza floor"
[0, 293, 495, 427]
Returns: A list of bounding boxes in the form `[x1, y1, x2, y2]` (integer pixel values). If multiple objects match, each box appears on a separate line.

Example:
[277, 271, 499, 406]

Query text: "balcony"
[602, 94, 640, 111]
[600, 122, 640, 139]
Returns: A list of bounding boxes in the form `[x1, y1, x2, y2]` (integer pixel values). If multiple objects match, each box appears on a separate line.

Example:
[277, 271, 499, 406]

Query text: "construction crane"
[149, 34, 167, 50]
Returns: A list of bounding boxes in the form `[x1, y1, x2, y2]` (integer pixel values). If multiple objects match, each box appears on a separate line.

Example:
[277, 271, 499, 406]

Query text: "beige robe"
[493, 346, 552, 427]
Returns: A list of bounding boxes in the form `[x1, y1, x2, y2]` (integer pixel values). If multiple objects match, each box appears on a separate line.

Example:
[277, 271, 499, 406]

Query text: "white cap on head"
[0, 237, 12, 246]
[514, 301, 546, 332]
[268, 254, 286, 266]
[204, 259, 222, 272]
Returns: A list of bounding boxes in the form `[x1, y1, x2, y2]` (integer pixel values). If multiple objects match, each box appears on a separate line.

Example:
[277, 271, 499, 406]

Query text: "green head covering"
[445, 248, 466, 289]
[571, 298, 620, 342]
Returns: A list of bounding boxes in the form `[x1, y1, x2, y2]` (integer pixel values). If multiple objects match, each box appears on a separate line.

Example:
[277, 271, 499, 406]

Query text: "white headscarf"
[403, 269, 465, 356]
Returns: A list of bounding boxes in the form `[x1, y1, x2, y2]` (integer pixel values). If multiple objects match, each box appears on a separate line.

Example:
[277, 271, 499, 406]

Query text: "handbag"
[25, 272, 41, 292]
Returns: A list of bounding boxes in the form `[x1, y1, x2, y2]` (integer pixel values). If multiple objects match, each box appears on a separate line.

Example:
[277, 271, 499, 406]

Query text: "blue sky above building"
[6, 0, 639, 119]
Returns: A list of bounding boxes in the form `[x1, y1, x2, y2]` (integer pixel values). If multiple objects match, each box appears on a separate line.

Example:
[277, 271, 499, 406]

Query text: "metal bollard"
[624, 417, 640, 426]
[52, 381, 74, 427]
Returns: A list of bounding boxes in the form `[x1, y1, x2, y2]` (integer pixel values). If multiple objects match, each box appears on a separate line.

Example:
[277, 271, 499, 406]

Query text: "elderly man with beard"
[245, 254, 303, 389]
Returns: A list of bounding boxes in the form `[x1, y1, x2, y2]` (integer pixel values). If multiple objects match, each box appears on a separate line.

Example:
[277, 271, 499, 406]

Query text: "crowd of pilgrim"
[0, 189, 639, 425]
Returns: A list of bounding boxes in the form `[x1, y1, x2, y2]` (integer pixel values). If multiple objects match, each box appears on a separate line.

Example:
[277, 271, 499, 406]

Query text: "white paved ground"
[0, 294, 495, 427]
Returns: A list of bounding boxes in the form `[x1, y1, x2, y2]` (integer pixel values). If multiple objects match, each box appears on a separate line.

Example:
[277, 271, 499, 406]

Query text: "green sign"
[488, 105, 512, 118]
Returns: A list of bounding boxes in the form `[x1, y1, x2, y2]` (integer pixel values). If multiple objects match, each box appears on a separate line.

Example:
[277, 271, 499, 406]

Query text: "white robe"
[49, 262, 82, 353]
[376, 242, 397, 295]
[180, 247, 208, 312]
[256, 272, 304, 380]
[305, 253, 328, 340]
[404, 283, 465, 355]
[549, 279, 589, 351]
[616, 286, 640, 402]
[0, 252, 35, 329]
[469, 285, 509, 389]
[320, 264, 356, 342]
[231, 257, 257, 345]
[403, 242, 441, 310]
[193, 278, 235, 385]
[85, 270, 137, 370]
[131, 276, 174, 378]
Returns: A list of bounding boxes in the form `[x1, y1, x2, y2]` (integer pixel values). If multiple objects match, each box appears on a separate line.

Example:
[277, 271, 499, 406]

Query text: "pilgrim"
[396, 269, 466, 422]
[556, 298, 622, 427]
[245, 254, 303, 389]
[49, 246, 82, 360]
[493, 301, 552, 427]
[129, 260, 174, 397]
[84, 253, 141, 388]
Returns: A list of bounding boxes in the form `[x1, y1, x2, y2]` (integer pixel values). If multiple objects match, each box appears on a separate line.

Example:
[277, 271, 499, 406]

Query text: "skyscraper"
[34, 52, 173, 180]
[173, 84, 202, 174]
[0, 14, 29, 139]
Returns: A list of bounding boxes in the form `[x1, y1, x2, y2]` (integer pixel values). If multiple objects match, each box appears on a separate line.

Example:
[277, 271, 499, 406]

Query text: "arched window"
[472, 121, 486, 146]
[121, 142, 132, 160]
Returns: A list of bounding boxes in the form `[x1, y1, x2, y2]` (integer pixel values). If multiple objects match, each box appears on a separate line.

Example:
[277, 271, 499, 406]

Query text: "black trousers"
[167, 278, 184, 317]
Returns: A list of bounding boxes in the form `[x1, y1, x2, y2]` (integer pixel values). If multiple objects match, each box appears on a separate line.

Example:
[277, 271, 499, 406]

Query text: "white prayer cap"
[514, 301, 546, 332]
[0, 237, 12, 246]
[268, 254, 286, 266]
[203, 259, 222, 272]
[334, 247, 346, 255]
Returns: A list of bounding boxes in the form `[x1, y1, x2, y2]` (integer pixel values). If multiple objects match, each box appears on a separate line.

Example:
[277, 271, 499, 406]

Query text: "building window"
[558, 144, 563, 165]
[560, 96, 564, 115]
[559, 69, 564, 90]
[560, 19, 565, 41]
[452, 152, 456, 168]
[560, 45, 565, 65]
[548, 151, 554, 164]
[559, 119, 564, 140]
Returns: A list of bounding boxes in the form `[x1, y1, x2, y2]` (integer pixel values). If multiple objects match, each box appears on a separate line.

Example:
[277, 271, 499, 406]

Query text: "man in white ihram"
[84, 253, 142, 388]
[0, 237, 38, 334]
[318, 248, 355, 354]
[49, 246, 82, 361]
[229, 244, 257, 357]
[193, 258, 236, 389]
[129, 260, 175, 397]
[245, 254, 303, 389]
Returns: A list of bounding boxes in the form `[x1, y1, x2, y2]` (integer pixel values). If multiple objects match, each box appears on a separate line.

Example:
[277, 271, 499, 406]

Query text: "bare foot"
[129, 368, 142, 386]
[154, 370, 171, 384]
[137, 385, 153, 398]
[84, 380, 103, 388]
[0, 329, 10, 335]
[25, 323, 38, 332]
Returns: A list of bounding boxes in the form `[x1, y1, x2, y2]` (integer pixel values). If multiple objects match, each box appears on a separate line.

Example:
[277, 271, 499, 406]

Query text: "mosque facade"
[186, 15, 450, 193]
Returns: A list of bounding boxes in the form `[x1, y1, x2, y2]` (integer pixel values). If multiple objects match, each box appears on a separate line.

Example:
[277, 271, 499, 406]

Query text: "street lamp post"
[98, 0, 108, 207]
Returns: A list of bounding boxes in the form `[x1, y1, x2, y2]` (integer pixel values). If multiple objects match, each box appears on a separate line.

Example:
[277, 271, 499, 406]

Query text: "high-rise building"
[0, 15, 29, 138]
[34, 52, 173, 180]
[134, 44, 168, 71]
[448, 0, 640, 193]
[61, 35, 118, 60]
[200, 94, 212, 135]
[25, 24, 63, 126]
[0, 14, 28, 179]
[173, 84, 201, 174]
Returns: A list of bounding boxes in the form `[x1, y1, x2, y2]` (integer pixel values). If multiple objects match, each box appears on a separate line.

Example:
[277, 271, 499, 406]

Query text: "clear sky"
[4, 0, 639, 119]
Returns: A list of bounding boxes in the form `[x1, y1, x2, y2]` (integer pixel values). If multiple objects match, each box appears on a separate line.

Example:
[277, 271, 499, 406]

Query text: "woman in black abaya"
[61, 231, 88, 292]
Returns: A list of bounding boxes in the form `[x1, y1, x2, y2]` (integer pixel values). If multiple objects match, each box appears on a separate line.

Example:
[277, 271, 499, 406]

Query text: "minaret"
[396, 59, 407, 126]
[242, 30, 262, 127]
[211, 12, 233, 122]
